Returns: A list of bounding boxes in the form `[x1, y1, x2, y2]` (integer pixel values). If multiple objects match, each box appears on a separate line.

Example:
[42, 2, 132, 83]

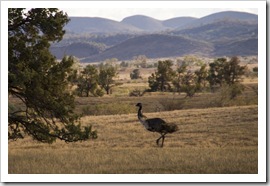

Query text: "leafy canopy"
[148, 60, 175, 92]
[98, 63, 118, 95]
[207, 57, 246, 89]
[8, 8, 97, 143]
[76, 65, 104, 97]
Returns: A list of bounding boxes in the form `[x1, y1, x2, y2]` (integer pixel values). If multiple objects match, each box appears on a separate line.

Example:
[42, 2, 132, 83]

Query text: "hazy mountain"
[214, 38, 258, 56]
[121, 15, 169, 32]
[50, 42, 105, 59]
[54, 11, 258, 61]
[121, 15, 199, 32]
[65, 17, 143, 34]
[64, 11, 257, 34]
[65, 15, 199, 35]
[81, 34, 214, 62]
[173, 19, 258, 43]
[178, 11, 257, 30]
[162, 17, 198, 29]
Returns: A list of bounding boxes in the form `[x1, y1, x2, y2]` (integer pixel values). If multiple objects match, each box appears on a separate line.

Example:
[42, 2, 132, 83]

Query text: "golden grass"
[9, 105, 258, 174]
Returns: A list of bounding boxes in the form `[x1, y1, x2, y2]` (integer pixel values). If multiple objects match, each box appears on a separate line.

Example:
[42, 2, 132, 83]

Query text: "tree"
[8, 8, 97, 143]
[120, 61, 129, 68]
[181, 55, 204, 66]
[76, 65, 103, 97]
[223, 56, 246, 85]
[195, 64, 208, 91]
[130, 69, 141, 80]
[99, 64, 118, 94]
[133, 55, 147, 68]
[172, 62, 188, 93]
[172, 63, 198, 97]
[148, 60, 175, 92]
[207, 57, 246, 90]
[181, 71, 198, 97]
[252, 66, 258, 77]
[207, 58, 226, 90]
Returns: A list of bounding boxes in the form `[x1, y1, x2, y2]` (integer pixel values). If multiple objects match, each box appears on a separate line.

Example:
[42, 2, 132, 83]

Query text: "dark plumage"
[136, 103, 178, 147]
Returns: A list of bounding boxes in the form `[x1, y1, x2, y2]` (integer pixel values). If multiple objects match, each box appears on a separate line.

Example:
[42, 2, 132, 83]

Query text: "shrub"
[129, 89, 145, 97]
[214, 83, 245, 107]
[130, 69, 141, 79]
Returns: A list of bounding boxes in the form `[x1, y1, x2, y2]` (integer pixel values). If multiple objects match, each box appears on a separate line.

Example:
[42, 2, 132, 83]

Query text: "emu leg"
[160, 135, 165, 147]
[156, 136, 162, 146]
[156, 134, 166, 147]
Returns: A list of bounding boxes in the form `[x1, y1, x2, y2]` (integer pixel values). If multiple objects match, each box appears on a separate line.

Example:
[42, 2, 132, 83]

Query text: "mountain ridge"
[81, 34, 214, 62]
[51, 11, 258, 61]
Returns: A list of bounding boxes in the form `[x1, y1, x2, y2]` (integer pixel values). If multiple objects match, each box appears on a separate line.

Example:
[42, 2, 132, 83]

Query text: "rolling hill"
[51, 11, 258, 61]
[178, 11, 257, 30]
[162, 17, 198, 29]
[50, 42, 106, 59]
[65, 17, 143, 34]
[172, 19, 258, 43]
[81, 34, 214, 62]
[121, 15, 167, 32]
[214, 38, 258, 56]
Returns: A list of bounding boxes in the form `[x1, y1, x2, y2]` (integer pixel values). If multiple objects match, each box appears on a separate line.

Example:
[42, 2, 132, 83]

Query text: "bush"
[130, 69, 141, 79]
[214, 83, 245, 107]
[230, 83, 245, 100]
[159, 98, 185, 111]
[129, 89, 145, 97]
[94, 89, 105, 97]
[82, 102, 134, 116]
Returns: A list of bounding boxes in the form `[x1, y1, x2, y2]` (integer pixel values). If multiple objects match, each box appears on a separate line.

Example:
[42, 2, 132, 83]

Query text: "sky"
[61, 8, 258, 21]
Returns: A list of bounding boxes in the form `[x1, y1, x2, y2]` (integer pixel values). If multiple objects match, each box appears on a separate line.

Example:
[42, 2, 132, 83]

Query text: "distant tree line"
[147, 56, 248, 99]
[72, 63, 118, 97]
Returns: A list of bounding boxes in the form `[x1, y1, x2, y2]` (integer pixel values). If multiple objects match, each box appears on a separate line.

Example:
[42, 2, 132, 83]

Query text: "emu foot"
[156, 139, 163, 148]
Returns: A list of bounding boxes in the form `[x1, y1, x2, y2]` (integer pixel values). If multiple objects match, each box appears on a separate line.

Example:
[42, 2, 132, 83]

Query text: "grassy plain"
[8, 66, 258, 174]
[9, 104, 257, 174]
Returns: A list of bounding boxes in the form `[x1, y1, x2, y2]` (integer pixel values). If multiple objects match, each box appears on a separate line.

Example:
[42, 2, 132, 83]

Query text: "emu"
[136, 103, 178, 147]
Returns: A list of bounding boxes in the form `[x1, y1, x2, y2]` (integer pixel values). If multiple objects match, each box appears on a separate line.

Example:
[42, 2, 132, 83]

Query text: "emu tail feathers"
[164, 123, 178, 133]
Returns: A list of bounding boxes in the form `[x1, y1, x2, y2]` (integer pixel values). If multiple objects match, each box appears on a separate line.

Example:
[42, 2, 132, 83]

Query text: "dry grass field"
[9, 104, 257, 174]
[8, 66, 258, 174]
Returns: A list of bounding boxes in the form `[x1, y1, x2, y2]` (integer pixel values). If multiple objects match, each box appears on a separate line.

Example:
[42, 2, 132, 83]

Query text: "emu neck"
[137, 106, 146, 121]
[137, 106, 151, 130]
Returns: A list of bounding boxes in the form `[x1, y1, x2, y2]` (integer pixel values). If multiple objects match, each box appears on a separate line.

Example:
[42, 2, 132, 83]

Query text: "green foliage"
[158, 98, 185, 111]
[252, 66, 258, 73]
[8, 8, 97, 143]
[195, 64, 208, 91]
[180, 55, 204, 66]
[133, 55, 148, 68]
[76, 65, 103, 97]
[180, 71, 198, 97]
[82, 102, 133, 116]
[172, 63, 188, 93]
[252, 66, 258, 77]
[130, 69, 141, 79]
[129, 89, 145, 97]
[208, 57, 246, 90]
[120, 61, 129, 68]
[147, 56, 246, 99]
[223, 56, 246, 85]
[207, 58, 226, 89]
[99, 63, 118, 94]
[214, 83, 245, 107]
[95, 88, 105, 97]
[148, 60, 175, 92]
[172, 63, 199, 97]
[229, 83, 245, 100]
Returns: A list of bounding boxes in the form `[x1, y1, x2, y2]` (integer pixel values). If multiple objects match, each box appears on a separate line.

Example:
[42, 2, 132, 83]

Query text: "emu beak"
[135, 103, 141, 107]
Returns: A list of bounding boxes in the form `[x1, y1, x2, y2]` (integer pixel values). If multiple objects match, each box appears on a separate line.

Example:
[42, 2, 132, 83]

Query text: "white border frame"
[1, 0, 266, 183]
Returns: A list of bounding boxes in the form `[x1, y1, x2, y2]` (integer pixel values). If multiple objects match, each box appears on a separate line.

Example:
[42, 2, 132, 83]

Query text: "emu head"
[136, 103, 142, 107]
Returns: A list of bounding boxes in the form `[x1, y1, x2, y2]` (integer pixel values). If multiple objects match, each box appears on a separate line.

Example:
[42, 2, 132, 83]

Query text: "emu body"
[136, 103, 178, 147]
